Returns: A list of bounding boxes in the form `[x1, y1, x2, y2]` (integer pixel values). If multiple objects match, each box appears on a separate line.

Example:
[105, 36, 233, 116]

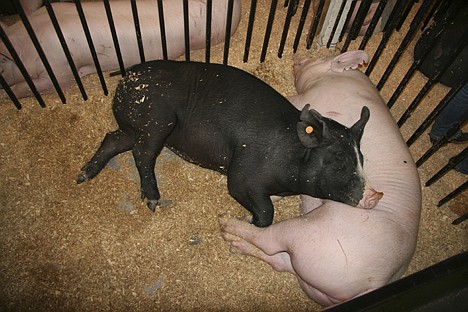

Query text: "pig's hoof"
[147, 200, 159, 212]
[76, 172, 89, 184]
[146, 199, 173, 212]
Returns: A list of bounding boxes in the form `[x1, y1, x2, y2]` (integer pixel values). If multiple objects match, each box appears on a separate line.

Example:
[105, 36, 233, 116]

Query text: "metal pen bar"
[103, 0, 126, 76]
[395, 0, 415, 31]
[326, 0, 347, 49]
[366, 0, 408, 76]
[14, 0, 66, 103]
[44, 0, 87, 101]
[205, 0, 212, 63]
[74, 0, 108, 96]
[397, 39, 468, 127]
[438, 180, 468, 207]
[157, 0, 168, 60]
[223, 0, 235, 65]
[306, 0, 326, 49]
[406, 81, 466, 147]
[243, 0, 257, 62]
[425, 147, 468, 186]
[342, 0, 372, 52]
[452, 211, 468, 225]
[421, 0, 443, 31]
[0, 73, 21, 109]
[292, 0, 312, 52]
[387, 14, 450, 109]
[183, 0, 190, 61]
[0, 19, 45, 107]
[260, 0, 278, 62]
[338, 0, 357, 42]
[278, 0, 297, 58]
[376, 0, 433, 90]
[130, 0, 145, 63]
[359, 0, 388, 51]
[415, 123, 461, 167]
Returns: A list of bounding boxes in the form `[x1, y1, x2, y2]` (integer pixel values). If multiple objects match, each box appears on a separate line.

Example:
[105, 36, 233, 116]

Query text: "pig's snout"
[357, 188, 383, 209]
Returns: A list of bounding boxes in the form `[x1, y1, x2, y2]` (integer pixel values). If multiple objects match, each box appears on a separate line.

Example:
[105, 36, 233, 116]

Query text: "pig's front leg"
[221, 218, 295, 273]
[227, 184, 274, 227]
[77, 129, 135, 183]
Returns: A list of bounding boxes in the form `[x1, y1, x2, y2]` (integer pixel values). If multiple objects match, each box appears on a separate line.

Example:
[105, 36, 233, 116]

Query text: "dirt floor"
[0, 1, 466, 311]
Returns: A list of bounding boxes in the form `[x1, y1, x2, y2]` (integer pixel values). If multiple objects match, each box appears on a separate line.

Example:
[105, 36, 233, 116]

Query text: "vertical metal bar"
[338, 0, 357, 42]
[223, 0, 234, 65]
[395, 0, 415, 31]
[103, 0, 125, 76]
[359, 0, 388, 50]
[421, 0, 443, 31]
[376, 0, 433, 90]
[452, 211, 468, 225]
[205, 0, 212, 63]
[14, 0, 66, 103]
[0, 21, 45, 107]
[292, 0, 312, 52]
[157, 0, 168, 60]
[183, 0, 190, 61]
[278, 0, 297, 58]
[130, 0, 145, 63]
[365, 0, 407, 76]
[342, 0, 372, 52]
[326, 0, 347, 49]
[415, 123, 462, 167]
[74, 0, 108, 96]
[438, 181, 468, 207]
[243, 0, 257, 63]
[406, 80, 466, 147]
[43, 0, 87, 101]
[306, 0, 326, 49]
[425, 147, 468, 186]
[260, 0, 278, 62]
[397, 40, 467, 127]
[387, 14, 450, 109]
[0, 73, 21, 109]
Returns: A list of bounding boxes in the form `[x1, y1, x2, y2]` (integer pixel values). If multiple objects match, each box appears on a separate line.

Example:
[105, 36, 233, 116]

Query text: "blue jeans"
[430, 83, 468, 174]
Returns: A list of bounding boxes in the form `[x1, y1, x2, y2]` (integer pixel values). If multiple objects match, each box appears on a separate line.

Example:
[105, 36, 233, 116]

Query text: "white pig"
[221, 50, 421, 307]
[0, 0, 241, 98]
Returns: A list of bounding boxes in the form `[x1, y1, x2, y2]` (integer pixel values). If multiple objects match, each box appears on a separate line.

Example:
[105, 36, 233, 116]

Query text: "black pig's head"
[296, 104, 371, 207]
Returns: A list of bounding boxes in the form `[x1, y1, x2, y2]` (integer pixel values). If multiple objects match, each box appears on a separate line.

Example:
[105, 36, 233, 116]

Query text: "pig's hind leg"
[220, 218, 295, 271]
[222, 229, 295, 273]
[77, 129, 134, 183]
[131, 122, 176, 212]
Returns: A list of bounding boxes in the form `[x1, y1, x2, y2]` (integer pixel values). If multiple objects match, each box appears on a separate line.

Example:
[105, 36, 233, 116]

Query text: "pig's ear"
[350, 106, 370, 142]
[330, 50, 369, 72]
[297, 104, 326, 148]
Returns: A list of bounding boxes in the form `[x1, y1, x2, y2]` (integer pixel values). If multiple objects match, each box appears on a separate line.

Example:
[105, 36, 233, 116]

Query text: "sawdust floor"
[0, 1, 467, 311]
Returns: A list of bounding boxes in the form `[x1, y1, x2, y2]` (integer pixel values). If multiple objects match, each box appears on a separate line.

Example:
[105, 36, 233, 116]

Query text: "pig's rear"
[113, 61, 300, 173]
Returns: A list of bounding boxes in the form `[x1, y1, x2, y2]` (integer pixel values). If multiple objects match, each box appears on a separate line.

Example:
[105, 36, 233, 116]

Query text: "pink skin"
[346, 0, 382, 36]
[19, 0, 73, 15]
[222, 51, 421, 307]
[0, 0, 241, 98]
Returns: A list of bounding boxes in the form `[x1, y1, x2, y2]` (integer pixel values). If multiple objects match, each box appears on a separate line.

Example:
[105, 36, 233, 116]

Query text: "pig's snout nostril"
[358, 189, 383, 209]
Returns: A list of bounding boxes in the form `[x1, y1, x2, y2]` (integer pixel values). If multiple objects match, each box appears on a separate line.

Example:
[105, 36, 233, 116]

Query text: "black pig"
[77, 60, 370, 227]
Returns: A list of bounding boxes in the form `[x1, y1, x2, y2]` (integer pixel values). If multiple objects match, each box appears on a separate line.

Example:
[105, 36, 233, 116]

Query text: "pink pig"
[0, 0, 241, 98]
[221, 50, 421, 306]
